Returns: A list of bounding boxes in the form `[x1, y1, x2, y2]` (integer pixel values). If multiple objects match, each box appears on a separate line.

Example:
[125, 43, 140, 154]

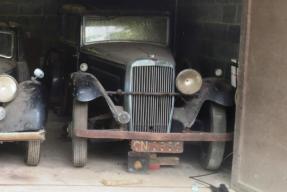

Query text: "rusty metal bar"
[0, 130, 45, 142]
[75, 129, 233, 142]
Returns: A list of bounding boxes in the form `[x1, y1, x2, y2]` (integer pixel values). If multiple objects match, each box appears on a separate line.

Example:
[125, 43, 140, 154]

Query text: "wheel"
[25, 140, 41, 166]
[72, 100, 88, 167]
[199, 102, 227, 170]
[17, 61, 30, 82]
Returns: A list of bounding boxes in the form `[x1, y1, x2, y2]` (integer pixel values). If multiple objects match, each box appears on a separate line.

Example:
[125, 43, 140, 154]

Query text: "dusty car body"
[46, 5, 234, 171]
[0, 23, 46, 166]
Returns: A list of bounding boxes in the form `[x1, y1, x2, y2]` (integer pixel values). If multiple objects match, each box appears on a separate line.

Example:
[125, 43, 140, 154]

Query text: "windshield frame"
[81, 15, 170, 47]
[0, 30, 14, 59]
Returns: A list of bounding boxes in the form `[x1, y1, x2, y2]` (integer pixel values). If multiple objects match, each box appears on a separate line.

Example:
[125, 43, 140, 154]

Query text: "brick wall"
[177, 0, 242, 81]
[0, 0, 61, 69]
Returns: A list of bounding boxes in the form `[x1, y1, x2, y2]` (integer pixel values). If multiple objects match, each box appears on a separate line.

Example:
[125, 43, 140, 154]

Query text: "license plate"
[131, 140, 184, 153]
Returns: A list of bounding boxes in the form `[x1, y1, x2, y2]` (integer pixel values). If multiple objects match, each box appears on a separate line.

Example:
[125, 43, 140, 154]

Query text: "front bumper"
[0, 130, 45, 142]
[74, 129, 233, 142]
[75, 129, 232, 154]
[0, 80, 46, 133]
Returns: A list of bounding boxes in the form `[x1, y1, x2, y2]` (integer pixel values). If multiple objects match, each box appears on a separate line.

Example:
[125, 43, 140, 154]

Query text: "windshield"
[83, 16, 169, 46]
[0, 32, 13, 58]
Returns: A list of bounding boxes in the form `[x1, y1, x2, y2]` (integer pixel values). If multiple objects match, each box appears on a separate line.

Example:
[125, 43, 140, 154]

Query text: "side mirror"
[33, 68, 45, 79]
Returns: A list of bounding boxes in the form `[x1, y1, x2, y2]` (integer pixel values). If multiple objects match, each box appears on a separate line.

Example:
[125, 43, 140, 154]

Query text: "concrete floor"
[0, 112, 234, 192]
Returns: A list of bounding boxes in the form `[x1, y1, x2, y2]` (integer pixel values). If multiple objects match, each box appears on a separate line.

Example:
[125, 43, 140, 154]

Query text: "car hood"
[0, 58, 16, 74]
[81, 42, 175, 66]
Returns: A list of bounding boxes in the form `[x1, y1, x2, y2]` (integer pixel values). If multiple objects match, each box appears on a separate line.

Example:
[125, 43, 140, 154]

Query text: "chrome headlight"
[176, 69, 202, 95]
[0, 75, 18, 103]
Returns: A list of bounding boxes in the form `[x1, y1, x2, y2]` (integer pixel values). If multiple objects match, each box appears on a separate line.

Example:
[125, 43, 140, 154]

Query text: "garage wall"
[0, 0, 61, 69]
[64, 0, 175, 11]
[177, 0, 242, 81]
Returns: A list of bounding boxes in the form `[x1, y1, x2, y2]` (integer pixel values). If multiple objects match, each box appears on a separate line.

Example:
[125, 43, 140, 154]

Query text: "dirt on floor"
[0, 112, 235, 192]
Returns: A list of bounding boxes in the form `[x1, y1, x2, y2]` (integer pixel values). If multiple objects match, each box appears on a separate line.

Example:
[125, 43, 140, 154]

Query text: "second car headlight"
[176, 69, 202, 95]
[0, 75, 18, 103]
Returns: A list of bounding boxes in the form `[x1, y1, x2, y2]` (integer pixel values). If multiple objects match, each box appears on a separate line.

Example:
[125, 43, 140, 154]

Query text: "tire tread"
[26, 140, 41, 166]
[72, 101, 88, 167]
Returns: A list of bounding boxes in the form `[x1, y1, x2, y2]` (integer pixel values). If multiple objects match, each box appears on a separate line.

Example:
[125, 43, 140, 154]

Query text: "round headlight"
[0, 75, 18, 103]
[176, 69, 202, 95]
[80, 63, 88, 72]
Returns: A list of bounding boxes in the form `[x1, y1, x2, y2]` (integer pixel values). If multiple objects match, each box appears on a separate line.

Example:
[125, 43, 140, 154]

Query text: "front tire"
[199, 102, 227, 171]
[25, 140, 41, 166]
[72, 101, 88, 167]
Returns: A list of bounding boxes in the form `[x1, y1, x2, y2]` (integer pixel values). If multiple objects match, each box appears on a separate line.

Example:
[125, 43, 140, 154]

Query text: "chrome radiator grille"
[129, 64, 175, 133]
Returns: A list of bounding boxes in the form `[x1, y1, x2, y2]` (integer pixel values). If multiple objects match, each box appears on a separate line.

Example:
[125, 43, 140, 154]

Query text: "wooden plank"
[75, 129, 233, 142]
[0, 130, 45, 141]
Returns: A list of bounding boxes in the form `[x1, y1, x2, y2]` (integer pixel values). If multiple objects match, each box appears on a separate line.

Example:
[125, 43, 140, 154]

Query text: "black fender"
[0, 80, 46, 133]
[71, 72, 130, 124]
[173, 78, 234, 128]
[71, 72, 102, 102]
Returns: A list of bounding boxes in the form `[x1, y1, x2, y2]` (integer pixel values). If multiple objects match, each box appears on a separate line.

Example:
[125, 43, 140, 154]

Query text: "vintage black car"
[0, 23, 46, 166]
[46, 5, 233, 171]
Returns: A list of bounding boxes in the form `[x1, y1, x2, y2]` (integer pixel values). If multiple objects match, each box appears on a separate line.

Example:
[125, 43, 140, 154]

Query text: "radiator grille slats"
[130, 65, 174, 133]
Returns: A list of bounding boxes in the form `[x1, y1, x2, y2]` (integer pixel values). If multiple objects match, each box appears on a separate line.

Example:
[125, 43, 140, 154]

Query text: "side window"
[61, 14, 80, 44]
[0, 32, 13, 58]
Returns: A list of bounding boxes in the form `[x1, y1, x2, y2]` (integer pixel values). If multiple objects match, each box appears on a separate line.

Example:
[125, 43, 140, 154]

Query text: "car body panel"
[0, 81, 46, 132]
[0, 58, 16, 74]
[81, 42, 174, 66]
[174, 78, 234, 128]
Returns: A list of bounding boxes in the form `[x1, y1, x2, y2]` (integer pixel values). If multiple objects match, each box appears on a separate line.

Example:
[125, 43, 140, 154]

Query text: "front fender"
[0, 80, 46, 133]
[71, 72, 130, 124]
[174, 78, 234, 128]
[72, 72, 102, 102]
